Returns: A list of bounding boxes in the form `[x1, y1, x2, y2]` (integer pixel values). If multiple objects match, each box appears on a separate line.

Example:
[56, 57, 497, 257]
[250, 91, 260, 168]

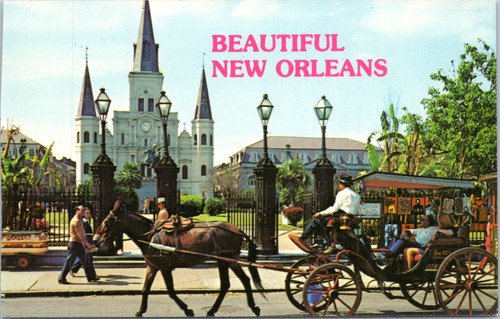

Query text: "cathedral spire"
[194, 67, 213, 120]
[76, 50, 96, 117]
[133, 0, 159, 72]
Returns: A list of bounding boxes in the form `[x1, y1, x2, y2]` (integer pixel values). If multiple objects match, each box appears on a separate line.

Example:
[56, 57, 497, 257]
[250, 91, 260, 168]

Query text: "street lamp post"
[90, 88, 117, 253]
[312, 95, 336, 213]
[253, 93, 278, 255]
[154, 90, 179, 215]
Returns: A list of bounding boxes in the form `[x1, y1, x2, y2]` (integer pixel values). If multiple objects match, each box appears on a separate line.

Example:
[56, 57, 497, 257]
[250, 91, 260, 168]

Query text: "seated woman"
[405, 213, 455, 270]
[386, 215, 437, 258]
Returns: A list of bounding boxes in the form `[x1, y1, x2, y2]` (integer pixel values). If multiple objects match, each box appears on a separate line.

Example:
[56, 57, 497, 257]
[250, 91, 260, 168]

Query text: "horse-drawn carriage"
[94, 201, 497, 317]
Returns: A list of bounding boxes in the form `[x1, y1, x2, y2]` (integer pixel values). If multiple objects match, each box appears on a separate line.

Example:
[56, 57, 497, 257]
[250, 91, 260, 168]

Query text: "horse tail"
[242, 233, 265, 293]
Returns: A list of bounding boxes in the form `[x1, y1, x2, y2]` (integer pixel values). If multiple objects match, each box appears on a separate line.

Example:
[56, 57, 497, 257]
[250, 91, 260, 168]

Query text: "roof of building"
[354, 172, 475, 191]
[133, 0, 159, 73]
[194, 67, 213, 120]
[245, 136, 370, 150]
[1, 129, 41, 145]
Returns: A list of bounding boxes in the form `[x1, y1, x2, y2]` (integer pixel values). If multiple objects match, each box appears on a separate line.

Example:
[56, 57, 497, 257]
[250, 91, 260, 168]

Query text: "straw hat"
[158, 197, 166, 204]
[438, 214, 454, 229]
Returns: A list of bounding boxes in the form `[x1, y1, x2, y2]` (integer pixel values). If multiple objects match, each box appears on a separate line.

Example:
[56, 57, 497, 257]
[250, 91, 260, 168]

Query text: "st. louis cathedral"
[75, 0, 214, 199]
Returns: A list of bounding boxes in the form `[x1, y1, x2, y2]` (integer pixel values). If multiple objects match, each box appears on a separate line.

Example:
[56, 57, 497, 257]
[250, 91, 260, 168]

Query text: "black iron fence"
[2, 189, 95, 246]
[226, 194, 256, 249]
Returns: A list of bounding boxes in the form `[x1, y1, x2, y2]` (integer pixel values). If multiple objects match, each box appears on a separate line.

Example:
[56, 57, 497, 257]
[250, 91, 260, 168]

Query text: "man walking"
[58, 205, 99, 284]
[69, 207, 98, 280]
[143, 196, 150, 214]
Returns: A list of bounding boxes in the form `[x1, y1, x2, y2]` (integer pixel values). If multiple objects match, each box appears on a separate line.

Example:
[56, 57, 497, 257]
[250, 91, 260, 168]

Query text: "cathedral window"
[194, 134, 197, 145]
[138, 98, 144, 112]
[248, 175, 256, 186]
[94, 132, 98, 144]
[148, 98, 154, 112]
[210, 135, 213, 146]
[121, 133, 125, 145]
[167, 134, 171, 146]
[201, 165, 207, 176]
[141, 165, 146, 177]
[147, 167, 152, 177]
[182, 165, 188, 179]
[77, 131, 80, 143]
[201, 134, 207, 145]
[83, 163, 90, 175]
[84, 131, 90, 143]
[144, 139, 148, 147]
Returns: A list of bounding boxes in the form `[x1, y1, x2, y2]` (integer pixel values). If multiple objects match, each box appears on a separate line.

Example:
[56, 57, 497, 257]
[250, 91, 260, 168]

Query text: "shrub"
[203, 197, 226, 216]
[282, 207, 303, 226]
[180, 194, 203, 217]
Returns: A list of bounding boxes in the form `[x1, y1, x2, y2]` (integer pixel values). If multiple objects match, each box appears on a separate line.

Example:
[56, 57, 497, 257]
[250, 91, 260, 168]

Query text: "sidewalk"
[1, 230, 307, 297]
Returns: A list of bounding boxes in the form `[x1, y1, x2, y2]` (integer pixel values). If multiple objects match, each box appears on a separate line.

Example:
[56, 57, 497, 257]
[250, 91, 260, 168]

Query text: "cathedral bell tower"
[191, 67, 214, 197]
[75, 51, 100, 184]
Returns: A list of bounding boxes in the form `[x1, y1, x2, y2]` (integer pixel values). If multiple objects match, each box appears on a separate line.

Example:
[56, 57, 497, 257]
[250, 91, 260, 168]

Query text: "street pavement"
[1, 231, 309, 297]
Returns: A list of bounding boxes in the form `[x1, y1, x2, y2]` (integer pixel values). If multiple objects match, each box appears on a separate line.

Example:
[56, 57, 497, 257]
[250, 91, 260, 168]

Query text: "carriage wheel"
[435, 247, 498, 316]
[302, 263, 362, 316]
[400, 280, 441, 310]
[285, 256, 320, 311]
[15, 254, 33, 269]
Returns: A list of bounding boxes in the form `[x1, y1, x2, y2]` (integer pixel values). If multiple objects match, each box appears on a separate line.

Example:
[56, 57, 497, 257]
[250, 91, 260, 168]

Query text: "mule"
[93, 200, 264, 317]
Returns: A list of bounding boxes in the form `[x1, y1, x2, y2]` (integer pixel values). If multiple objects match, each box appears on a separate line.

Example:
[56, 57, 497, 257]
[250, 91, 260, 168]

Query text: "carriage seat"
[410, 236, 465, 262]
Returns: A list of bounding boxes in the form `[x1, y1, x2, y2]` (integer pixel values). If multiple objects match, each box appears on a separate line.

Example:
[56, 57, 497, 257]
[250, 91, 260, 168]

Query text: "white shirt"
[319, 187, 361, 216]
[410, 226, 438, 247]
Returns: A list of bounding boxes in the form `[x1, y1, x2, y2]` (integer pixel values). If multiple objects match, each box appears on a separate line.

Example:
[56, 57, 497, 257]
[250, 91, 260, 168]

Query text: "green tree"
[116, 162, 142, 190]
[421, 39, 496, 178]
[76, 179, 94, 196]
[366, 103, 404, 173]
[276, 157, 310, 207]
[115, 162, 142, 212]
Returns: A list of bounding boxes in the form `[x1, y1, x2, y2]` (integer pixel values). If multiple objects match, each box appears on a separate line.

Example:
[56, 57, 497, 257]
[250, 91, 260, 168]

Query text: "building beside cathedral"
[75, 0, 214, 199]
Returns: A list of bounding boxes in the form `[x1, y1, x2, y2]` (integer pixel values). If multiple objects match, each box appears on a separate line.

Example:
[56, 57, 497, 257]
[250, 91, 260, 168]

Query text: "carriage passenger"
[386, 215, 437, 260]
[405, 213, 455, 269]
[156, 197, 169, 222]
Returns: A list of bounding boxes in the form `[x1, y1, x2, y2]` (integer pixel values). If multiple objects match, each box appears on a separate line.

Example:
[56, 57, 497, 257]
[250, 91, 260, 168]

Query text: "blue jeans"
[59, 242, 95, 281]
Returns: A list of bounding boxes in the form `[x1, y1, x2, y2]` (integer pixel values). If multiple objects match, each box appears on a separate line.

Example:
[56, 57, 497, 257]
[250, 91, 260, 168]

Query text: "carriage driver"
[300, 175, 361, 247]
[156, 197, 169, 222]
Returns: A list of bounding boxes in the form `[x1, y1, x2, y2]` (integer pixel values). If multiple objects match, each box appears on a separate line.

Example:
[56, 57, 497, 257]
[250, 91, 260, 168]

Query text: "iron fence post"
[254, 160, 278, 255]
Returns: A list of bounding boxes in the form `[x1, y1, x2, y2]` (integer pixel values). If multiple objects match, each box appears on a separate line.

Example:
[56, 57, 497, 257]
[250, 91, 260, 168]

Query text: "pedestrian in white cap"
[157, 197, 169, 222]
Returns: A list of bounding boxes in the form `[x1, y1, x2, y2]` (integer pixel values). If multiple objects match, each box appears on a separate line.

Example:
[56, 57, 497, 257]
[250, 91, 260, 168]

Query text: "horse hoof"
[252, 306, 261, 317]
[206, 311, 215, 317]
[135, 312, 143, 317]
[185, 309, 195, 317]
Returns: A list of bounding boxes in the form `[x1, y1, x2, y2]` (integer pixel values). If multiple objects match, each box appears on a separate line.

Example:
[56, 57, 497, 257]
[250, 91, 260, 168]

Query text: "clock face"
[141, 121, 152, 132]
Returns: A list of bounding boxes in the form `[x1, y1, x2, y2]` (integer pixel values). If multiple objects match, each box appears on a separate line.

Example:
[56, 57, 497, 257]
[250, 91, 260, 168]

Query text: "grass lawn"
[192, 213, 303, 231]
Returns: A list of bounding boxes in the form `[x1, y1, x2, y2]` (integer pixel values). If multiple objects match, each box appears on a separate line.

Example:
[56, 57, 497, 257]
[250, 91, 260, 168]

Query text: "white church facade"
[75, 0, 214, 199]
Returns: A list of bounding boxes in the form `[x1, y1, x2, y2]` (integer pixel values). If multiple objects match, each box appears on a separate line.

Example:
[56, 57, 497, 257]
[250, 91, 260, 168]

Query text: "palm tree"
[116, 162, 142, 212]
[277, 157, 310, 207]
[116, 162, 142, 191]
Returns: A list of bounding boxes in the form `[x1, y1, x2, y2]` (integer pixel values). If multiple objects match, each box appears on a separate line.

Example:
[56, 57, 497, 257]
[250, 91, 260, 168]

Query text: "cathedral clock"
[141, 120, 152, 132]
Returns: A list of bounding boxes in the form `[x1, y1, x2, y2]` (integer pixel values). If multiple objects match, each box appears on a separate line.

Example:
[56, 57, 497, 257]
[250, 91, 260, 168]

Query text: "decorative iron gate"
[2, 189, 94, 246]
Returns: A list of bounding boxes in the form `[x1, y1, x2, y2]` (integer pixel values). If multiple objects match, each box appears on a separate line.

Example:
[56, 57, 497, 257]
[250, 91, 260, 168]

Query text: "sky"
[0, 0, 496, 166]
